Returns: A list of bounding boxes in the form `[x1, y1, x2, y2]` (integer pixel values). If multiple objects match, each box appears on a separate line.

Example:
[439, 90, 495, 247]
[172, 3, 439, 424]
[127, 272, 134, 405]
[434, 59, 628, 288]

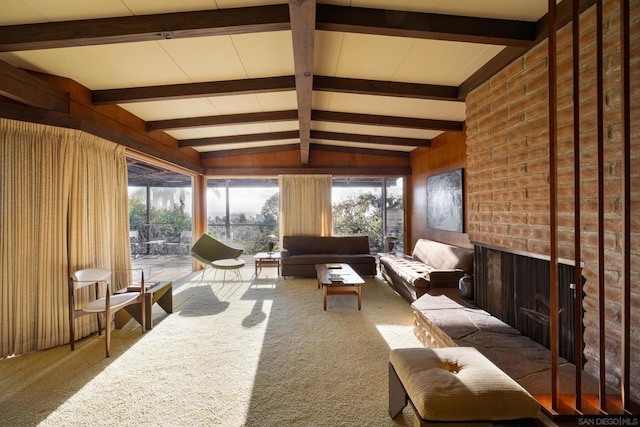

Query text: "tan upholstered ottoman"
[389, 347, 540, 425]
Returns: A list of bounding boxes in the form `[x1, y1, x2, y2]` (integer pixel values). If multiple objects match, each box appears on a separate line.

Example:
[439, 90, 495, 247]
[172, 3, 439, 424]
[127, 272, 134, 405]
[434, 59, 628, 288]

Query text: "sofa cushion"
[412, 239, 473, 273]
[281, 254, 374, 265]
[380, 256, 430, 288]
[282, 235, 370, 256]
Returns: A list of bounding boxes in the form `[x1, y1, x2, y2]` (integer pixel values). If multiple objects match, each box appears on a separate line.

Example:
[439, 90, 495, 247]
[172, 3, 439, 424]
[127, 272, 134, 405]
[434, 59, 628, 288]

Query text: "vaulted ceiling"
[0, 0, 576, 168]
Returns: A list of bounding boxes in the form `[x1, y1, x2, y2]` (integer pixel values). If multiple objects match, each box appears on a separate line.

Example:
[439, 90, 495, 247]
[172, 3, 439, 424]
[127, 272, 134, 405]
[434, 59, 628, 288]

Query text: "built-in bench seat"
[411, 288, 562, 382]
[409, 288, 607, 411]
[389, 347, 541, 425]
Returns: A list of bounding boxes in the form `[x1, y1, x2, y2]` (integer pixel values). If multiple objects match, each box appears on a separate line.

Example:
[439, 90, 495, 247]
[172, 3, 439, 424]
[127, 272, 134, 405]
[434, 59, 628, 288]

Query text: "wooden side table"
[254, 252, 281, 276]
[115, 281, 173, 330]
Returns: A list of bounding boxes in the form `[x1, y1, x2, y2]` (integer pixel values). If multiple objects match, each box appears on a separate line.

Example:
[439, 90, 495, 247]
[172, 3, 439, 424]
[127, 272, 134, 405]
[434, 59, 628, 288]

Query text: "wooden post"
[547, 0, 560, 412]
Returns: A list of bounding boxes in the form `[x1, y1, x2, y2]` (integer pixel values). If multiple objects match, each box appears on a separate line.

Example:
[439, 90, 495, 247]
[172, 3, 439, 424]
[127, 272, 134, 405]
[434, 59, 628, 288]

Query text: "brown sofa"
[280, 235, 377, 278]
[380, 239, 473, 302]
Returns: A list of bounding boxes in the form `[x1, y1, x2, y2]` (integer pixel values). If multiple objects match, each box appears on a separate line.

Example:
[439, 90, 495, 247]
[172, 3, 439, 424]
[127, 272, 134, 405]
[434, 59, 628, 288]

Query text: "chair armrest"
[280, 249, 290, 258]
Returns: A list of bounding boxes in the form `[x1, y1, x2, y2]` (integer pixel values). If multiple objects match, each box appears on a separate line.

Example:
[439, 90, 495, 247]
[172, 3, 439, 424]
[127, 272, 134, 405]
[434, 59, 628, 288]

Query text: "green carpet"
[0, 267, 420, 426]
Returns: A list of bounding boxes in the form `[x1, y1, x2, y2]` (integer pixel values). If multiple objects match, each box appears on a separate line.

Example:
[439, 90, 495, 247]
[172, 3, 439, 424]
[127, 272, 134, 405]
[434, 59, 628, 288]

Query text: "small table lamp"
[266, 234, 278, 254]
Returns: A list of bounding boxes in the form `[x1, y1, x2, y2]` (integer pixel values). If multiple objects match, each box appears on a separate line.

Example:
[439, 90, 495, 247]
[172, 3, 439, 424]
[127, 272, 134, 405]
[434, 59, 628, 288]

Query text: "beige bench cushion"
[390, 347, 540, 422]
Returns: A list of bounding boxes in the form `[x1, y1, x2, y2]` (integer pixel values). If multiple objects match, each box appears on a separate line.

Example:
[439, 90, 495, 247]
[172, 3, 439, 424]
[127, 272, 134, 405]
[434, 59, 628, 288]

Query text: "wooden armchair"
[68, 268, 146, 357]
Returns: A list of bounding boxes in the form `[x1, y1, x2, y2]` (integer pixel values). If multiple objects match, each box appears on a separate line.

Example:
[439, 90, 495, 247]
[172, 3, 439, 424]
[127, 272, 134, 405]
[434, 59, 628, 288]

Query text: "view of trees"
[333, 192, 404, 252]
[129, 196, 191, 243]
[130, 184, 403, 255]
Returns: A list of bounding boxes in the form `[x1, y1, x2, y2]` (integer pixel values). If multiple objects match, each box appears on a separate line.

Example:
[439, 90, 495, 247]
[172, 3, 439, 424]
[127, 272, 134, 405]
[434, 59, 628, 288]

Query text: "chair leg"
[97, 313, 102, 336]
[200, 266, 208, 282]
[105, 311, 111, 357]
[69, 314, 75, 351]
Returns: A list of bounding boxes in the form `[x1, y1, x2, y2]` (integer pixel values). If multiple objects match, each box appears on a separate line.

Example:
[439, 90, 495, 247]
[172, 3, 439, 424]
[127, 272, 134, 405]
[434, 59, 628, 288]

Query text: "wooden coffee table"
[315, 263, 365, 311]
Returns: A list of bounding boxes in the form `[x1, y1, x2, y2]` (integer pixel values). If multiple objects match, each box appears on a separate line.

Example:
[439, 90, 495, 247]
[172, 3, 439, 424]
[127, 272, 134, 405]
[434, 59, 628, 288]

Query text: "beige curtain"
[279, 174, 332, 238]
[0, 119, 131, 358]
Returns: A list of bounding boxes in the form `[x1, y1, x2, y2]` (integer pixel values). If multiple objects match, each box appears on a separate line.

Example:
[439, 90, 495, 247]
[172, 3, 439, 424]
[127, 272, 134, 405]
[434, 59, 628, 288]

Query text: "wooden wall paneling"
[408, 130, 470, 251]
[30, 72, 202, 170]
[202, 146, 411, 175]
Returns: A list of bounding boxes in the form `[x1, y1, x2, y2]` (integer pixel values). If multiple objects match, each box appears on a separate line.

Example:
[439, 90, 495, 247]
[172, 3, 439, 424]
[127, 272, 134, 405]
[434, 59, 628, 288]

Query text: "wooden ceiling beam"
[92, 76, 296, 105]
[311, 130, 429, 147]
[99, 74, 461, 107]
[0, 4, 290, 52]
[0, 3, 536, 53]
[316, 4, 536, 47]
[314, 75, 460, 101]
[312, 110, 463, 132]
[0, 60, 69, 112]
[311, 143, 411, 158]
[200, 143, 300, 158]
[206, 166, 412, 176]
[178, 130, 300, 148]
[288, 0, 316, 165]
[147, 110, 298, 132]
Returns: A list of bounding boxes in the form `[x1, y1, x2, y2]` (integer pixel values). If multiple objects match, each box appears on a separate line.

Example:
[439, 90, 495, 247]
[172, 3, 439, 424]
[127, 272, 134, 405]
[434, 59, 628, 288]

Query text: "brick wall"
[465, 0, 640, 401]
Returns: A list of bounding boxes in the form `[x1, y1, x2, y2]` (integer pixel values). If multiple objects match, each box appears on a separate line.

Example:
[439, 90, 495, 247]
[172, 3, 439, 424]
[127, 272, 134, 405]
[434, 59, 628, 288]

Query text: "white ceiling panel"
[340, 0, 548, 21]
[121, 99, 222, 121]
[311, 91, 333, 111]
[370, 97, 467, 121]
[168, 126, 238, 140]
[0, 1, 48, 24]
[0, 42, 189, 89]
[314, 31, 344, 77]
[193, 138, 297, 152]
[318, 92, 379, 114]
[334, 33, 414, 81]
[393, 41, 505, 86]
[170, 120, 297, 140]
[312, 121, 442, 140]
[213, 0, 285, 9]
[207, 94, 266, 115]
[232, 31, 294, 78]
[14, 0, 131, 21]
[255, 91, 298, 111]
[230, 122, 282, 134]
[313, 139, 415, 152]
[267, 121, 299, 132]
[122, 0, 219, 15]
[158, 36, 247, 82]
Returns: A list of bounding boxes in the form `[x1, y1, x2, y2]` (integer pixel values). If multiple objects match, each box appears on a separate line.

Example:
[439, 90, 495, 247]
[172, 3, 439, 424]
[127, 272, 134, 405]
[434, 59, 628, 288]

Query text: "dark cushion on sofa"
[281, 235, 376, 278]
[282, 235, 370, 256]
[380, 239, 473, 302]
[412, 239, 473, 272]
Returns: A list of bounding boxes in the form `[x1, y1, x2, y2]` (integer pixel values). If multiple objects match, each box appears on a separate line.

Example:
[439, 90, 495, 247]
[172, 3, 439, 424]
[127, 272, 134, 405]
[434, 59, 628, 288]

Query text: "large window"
[128, 160, 193, 256]
[204, 177, 404, 255]
[332, 177, 404, 253]
[207, 178, 279, 254]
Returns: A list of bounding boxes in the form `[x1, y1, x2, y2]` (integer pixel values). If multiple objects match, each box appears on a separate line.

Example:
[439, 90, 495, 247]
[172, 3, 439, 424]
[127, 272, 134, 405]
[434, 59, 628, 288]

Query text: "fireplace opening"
[473, 244, 584, 364]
